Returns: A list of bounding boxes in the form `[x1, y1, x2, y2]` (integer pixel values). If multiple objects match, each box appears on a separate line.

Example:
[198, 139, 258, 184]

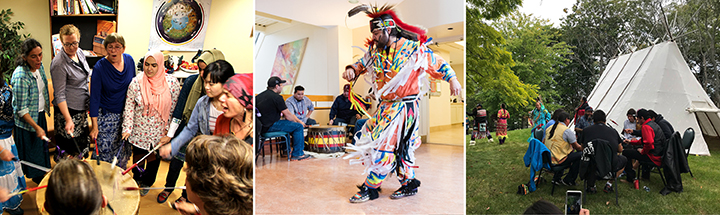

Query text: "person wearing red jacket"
[621, 109, 665, 189]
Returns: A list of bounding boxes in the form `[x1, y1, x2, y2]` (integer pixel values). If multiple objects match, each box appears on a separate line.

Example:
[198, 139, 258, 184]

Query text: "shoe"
[157, 190, 171, 203]
[390, 179, 421, 199]
[586, 185, 597, 194]
[139, 187, 150, 197]
[489, 138, 494, 142]
[469, 140, 476, 146]
[170, 196, 191, 210]
[604, 182, 614, 193]
[6, 207, 23, 215]
[349, 184, 379, 203]
[291, 154, 312, 161]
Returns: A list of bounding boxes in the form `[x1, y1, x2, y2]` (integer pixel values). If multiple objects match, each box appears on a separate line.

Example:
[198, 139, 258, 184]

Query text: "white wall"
[255, 21, 353, 97]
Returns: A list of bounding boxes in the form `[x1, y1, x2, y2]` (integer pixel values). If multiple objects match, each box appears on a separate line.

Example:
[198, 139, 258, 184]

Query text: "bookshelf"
[49, 0, 118, 66]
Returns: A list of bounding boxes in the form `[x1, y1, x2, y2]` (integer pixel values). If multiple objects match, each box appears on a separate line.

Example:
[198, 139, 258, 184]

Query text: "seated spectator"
[575, 107, 593, 138]
[256, 77, 312, 161]
[579, 110, 627, 194]
[649, 110, 674, 140]
[285, 85, 316, 126]
[545, 111, 583, 186]
[622, 109, 639, 140]
[621, 109, 665, 189]
[329, 84, 360, 127]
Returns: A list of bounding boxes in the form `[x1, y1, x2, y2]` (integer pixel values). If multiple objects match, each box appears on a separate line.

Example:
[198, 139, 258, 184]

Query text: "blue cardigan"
[89, 54, 135, 117]
[524, 137, 551, 192]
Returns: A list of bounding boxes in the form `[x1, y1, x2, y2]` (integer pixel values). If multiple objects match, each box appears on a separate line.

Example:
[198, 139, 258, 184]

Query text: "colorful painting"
[149, 0, 211, 51]
[270, 38, 309, 94]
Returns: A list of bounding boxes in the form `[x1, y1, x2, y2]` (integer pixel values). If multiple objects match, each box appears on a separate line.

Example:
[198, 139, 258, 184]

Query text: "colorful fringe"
[345, 99, 419, 188]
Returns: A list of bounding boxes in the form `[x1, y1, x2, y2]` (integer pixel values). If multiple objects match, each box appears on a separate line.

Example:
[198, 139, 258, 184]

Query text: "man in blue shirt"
[285, 85, 316, 126]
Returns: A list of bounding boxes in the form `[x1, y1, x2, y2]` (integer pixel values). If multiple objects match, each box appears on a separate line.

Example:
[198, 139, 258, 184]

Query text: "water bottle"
[643, 186, 650, 192]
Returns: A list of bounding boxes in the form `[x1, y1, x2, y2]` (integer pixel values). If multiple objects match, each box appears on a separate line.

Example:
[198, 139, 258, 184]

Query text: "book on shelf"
[52, 34, 63, 57]
[93, 20, 116, 57]
[73, 0, 80, 15]
[52, 0, 57, 16]
[96, 3, 115, 14]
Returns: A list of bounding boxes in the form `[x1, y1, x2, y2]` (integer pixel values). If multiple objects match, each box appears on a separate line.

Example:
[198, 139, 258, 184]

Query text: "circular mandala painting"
[155, 0, 203, 44]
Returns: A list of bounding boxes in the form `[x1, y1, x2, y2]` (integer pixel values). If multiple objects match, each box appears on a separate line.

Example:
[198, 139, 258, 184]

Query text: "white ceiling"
[256, 0, 405, 29]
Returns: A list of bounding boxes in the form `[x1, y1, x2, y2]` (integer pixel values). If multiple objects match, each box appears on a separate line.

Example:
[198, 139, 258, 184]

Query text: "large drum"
[35, 160, 140, 214]
[307, 126, 346, 153]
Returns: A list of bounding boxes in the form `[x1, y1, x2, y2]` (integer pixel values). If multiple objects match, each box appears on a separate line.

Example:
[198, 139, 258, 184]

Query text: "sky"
[518, 0, 577, 27]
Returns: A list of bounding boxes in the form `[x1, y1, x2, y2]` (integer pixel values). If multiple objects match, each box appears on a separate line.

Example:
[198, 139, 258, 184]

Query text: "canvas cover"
[586, 41, 717, 155]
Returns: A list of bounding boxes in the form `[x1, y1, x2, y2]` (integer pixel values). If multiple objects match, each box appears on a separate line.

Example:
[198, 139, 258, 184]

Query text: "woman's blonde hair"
[103, 32, 125, 49]
[185, 135, 253, 215]
[58, 24, 81, 43]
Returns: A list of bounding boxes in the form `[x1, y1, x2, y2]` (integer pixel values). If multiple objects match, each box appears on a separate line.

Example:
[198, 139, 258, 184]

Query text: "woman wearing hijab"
[121, 50, 180, 196]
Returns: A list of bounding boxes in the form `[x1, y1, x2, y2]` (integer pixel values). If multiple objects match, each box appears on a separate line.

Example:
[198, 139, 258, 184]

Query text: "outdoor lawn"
[466, 128, 720, 214]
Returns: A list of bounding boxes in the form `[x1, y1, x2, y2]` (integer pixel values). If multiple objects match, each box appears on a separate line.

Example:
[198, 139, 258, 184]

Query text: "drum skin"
[35, 160, 140, 215]
[307, 126, 346, 153]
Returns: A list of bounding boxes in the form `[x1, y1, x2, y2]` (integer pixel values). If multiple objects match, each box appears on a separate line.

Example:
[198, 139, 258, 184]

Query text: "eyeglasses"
[63, 42, 79, 47]
[106, 45, 124, 50]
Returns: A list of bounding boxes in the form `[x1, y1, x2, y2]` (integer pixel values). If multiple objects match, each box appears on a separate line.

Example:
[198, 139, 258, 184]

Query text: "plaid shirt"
[11, 65, 51, 131]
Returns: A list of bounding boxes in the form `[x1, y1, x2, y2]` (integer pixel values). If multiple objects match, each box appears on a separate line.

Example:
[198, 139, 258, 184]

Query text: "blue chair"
[258, 131, 292, 161]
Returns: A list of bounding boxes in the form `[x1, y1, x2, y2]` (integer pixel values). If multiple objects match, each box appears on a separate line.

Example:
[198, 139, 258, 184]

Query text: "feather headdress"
[348, 3, 428, 44]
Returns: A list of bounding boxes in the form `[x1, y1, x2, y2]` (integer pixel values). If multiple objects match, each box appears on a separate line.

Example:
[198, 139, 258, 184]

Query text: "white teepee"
[586, 41, 718, 155]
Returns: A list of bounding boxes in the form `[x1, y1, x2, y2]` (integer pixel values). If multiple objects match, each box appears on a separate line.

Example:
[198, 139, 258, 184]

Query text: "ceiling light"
[455, 40, 465, 47]
[349, 0, 359, 3]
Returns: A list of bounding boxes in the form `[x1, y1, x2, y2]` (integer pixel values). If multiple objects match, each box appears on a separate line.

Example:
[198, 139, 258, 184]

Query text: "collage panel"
[467, 0, 720, 214]
[0, 0, 253, 214]
[254, 0, 466, 214]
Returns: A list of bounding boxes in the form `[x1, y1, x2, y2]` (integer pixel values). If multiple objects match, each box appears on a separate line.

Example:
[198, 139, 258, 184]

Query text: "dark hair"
[523, 200, 563, 214]
[637, 109, 651, 121]
[204, 60, 235, 84]
[627, 108, 636, 116]
[551, 108, 564, 121]
[548, 111, 571, 139]
[648, 110, 658, 119]
[593, 109, 607, 123]
[16, 38, 42, 69]
[45, 159, 103, 215]
[294, 85, 305, 93]
[501, 103, 506, 109]
[581, 97, 587, 102]
[477, 103, 483, 109]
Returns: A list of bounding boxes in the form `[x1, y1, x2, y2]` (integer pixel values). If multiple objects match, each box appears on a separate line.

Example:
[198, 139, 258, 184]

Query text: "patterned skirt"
[96, 108, 132, 169]
[0, 137, 25, 210]
[496, 118, 508, 138]
[53, 106, 91, 156]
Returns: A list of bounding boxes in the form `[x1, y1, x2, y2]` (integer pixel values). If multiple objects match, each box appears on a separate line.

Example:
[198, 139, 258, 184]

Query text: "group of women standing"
[0, 24, 254, 214]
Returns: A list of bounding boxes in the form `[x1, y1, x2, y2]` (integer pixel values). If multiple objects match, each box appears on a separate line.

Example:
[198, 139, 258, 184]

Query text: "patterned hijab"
[140, 50, 171, 123]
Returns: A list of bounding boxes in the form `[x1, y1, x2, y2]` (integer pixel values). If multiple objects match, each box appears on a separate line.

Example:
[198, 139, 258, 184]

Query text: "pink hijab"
[140, 50, 171, 124]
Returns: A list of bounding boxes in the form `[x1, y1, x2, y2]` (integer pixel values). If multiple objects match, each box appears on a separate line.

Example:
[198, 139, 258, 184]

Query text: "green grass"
[466, 128, 720, 214]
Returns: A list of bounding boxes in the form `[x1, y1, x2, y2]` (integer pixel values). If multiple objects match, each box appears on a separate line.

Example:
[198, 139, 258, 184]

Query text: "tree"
[466, 0, 537, 130]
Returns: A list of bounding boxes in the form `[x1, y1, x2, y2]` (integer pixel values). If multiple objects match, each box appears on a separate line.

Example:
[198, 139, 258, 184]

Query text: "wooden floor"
[3, 153, 186, 215]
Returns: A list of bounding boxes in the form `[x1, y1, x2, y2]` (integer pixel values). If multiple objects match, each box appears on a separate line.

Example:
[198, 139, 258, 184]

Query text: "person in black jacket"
[579, 110, 627, 194]
[649, 110, 674, 140]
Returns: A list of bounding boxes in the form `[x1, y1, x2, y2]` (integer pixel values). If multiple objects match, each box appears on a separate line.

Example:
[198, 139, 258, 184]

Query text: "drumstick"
[95, 139, 100, 165]
[41, 136, 51, 142]
[7, 185, 47, 197]
[124, 186, 186, 191]
[20, 160, 51, 173]
[69, 132, 86, 159]
[122, 144, 164, 175]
